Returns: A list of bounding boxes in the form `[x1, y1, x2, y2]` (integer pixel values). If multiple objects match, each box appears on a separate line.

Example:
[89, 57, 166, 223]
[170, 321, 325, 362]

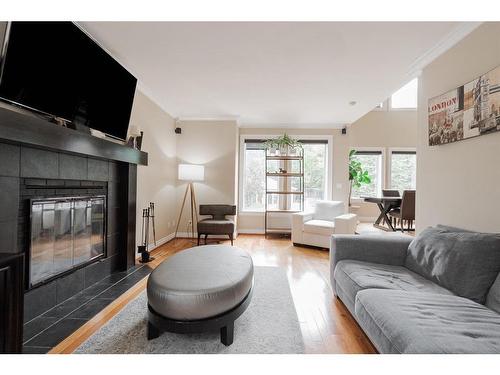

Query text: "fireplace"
[0, 105, 146, 327]
[29, 195, 106, 287]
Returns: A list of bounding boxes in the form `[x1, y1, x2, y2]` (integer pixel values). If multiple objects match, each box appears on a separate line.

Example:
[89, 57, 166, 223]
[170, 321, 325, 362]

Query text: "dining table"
[362, 196, 402, 231]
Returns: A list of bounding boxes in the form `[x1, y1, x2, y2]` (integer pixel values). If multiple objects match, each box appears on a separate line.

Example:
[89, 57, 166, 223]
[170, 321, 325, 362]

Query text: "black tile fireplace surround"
[0, 106, 148, 350]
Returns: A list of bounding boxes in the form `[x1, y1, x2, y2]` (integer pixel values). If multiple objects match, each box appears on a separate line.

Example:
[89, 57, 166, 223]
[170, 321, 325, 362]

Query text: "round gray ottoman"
[146, 245, 254, 346]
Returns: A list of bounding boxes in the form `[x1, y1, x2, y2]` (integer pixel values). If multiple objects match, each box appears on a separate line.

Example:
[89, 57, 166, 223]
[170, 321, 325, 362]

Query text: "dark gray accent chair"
[330, 225, 500, 353]
[197, 205, 236, 246]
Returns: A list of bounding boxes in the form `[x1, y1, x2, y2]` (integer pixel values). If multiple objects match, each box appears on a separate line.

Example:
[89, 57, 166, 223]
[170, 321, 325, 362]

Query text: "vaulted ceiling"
[80, 22, 479, 127]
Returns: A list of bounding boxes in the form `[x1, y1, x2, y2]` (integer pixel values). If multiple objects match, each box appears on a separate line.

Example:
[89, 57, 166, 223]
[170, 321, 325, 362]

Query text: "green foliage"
[263, 133, 303, 152]
[349, 150, 371, 187]
[349, 150, 372, 204]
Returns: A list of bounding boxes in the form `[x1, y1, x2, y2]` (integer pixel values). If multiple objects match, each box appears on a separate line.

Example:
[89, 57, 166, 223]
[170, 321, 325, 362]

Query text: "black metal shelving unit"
[265, 151, 304, 237]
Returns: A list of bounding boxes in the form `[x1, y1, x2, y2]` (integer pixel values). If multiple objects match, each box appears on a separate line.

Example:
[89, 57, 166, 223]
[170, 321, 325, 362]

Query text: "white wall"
[417, 22, 500, 232]
[348, 109, 417, 219]
[130, 91, 177, 249]
[175, 120, 239, 235]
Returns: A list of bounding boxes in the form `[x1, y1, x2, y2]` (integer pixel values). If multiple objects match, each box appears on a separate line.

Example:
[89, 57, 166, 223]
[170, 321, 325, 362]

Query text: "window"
[390, 78, 418, 109]
[241, 138, 329, 212]
[390, 150, 416, 193]
[242, 140, 266, 211]
[301, 141, 328, 211]
[351, 150, 383, 198]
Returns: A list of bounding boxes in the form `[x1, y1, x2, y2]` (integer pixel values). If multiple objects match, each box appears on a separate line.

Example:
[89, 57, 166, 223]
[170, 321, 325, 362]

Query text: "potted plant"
[264, 133, 303, 156]
[348, 150, 371, 206]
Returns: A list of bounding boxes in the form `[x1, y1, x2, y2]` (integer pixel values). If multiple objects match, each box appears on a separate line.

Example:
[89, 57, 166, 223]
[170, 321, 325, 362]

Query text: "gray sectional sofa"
[330, 225, 500, 354]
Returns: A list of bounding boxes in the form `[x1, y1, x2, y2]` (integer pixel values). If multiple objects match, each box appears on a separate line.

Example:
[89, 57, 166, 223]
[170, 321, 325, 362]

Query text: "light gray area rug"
[75, 266, 305, 354]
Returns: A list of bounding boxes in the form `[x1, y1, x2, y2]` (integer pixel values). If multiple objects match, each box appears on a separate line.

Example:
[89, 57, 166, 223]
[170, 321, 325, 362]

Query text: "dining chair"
[382, 189, 400, 197]
[382, 189, 400, 228]
[388, 190, 415, 232]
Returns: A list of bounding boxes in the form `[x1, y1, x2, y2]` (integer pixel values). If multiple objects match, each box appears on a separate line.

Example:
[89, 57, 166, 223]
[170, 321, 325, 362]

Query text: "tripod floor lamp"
[175, 164, 205, 239]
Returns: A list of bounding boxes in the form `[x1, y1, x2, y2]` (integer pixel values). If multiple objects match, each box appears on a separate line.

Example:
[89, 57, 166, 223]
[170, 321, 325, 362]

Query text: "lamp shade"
[178, 164, 204, 181]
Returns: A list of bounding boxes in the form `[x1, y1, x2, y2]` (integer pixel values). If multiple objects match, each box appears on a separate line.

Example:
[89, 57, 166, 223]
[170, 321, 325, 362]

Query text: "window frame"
[238, 134, 333, 214]
[349, 146, 386, 204]
[388, 147, 417, 191]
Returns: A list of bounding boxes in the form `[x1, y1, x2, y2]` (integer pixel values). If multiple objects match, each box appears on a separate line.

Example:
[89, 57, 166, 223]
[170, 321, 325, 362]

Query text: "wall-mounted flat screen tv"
[0, 21, 137, 140]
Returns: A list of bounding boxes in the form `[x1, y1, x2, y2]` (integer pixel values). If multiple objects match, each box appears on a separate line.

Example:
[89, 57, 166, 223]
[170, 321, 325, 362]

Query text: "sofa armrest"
[333, 213, 357, 235]
[291, 211, 314, 244]
[330, 234, 413, 294]
[331, 234, 412, 269]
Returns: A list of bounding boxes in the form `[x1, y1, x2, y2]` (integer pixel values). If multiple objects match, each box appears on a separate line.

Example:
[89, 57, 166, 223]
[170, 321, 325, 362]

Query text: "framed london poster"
[428, 64, 500, 146]
[428, 88, 464, 145]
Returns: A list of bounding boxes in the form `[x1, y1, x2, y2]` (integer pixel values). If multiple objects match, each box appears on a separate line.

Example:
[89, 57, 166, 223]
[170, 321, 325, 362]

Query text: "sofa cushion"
[303, 219, 335, 236]
[199, 204, 236, 220]
[486, 273, 500, 314]
[197, 219, 234, 234]
[334, 260, 453, 310]
[313, 200, 344, 222]
[354, 289, 500, 354]
[435, 224, 474, 233]
[405, 226, 500, 304]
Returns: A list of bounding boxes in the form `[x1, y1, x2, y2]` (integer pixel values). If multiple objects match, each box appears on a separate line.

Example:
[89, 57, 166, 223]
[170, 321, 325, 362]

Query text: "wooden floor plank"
[50, 234, 377, 354]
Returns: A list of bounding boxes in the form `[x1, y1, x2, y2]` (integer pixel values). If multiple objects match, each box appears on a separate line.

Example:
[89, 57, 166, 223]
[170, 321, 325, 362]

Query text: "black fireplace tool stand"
[138, 202, 156, 263]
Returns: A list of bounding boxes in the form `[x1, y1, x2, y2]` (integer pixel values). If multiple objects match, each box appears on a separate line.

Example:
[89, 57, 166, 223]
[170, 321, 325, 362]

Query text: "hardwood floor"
[50, 233, 378, 354]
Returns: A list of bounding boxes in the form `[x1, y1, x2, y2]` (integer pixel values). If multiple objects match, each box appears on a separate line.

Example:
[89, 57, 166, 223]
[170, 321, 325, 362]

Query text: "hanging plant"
[263, 133, 303, 155]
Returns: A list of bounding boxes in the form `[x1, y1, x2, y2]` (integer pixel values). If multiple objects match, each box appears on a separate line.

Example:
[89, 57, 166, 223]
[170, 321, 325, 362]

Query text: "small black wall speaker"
[341, 127, 347, 135]
[175, 127, 182, 134]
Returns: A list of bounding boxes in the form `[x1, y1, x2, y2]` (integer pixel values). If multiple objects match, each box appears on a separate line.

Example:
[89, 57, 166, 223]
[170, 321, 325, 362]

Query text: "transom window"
[390, 78, 418, 109]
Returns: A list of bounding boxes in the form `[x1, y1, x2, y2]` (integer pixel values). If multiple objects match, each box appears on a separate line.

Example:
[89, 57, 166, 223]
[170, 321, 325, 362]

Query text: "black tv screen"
[0, 22, 137, 140]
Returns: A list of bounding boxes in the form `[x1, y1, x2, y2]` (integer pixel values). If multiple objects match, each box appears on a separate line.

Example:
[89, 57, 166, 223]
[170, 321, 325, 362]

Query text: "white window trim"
[349, 146, 386, 203]
[239, 134, 333, 215]
[387, 147, 417, 190]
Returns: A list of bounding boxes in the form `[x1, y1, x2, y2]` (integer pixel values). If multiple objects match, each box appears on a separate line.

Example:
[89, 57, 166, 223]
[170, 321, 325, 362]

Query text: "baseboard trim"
[145, 232, 175, 252]
[237, 229, 266, 234]
[175, 232, 235, 240]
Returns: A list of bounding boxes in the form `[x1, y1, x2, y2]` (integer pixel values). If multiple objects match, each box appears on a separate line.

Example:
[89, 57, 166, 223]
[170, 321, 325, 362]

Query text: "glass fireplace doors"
[30, 196, 105, 287]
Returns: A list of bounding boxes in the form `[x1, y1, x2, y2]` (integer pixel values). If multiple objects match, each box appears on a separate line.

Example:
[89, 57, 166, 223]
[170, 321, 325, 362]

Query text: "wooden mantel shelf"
[0, 106, 148, 166]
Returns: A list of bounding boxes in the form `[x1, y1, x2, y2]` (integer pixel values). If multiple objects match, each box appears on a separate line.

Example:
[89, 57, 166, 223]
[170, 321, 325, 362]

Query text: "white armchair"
[292, 200, 357, 249]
